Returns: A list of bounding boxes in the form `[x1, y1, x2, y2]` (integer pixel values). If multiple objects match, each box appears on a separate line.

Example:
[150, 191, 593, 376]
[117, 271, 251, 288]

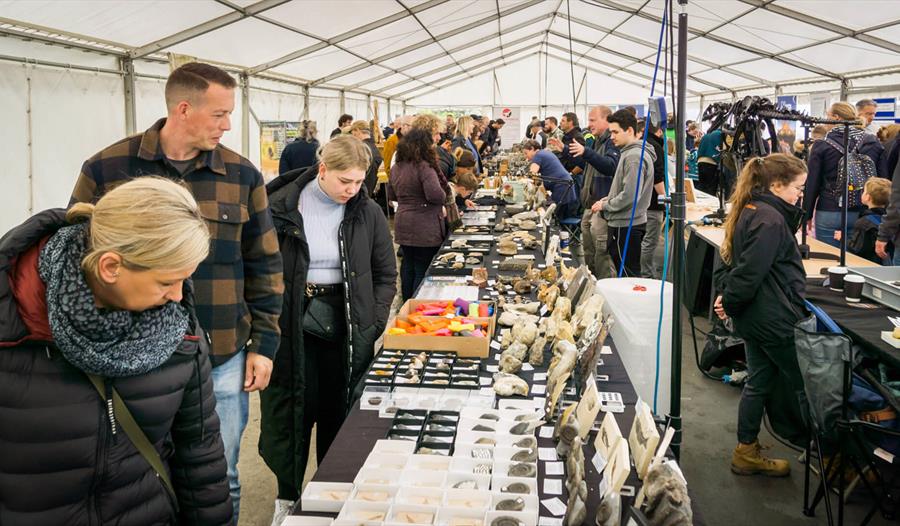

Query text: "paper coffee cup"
[844, 275, 865, 303]
[828, 266, 848, 291]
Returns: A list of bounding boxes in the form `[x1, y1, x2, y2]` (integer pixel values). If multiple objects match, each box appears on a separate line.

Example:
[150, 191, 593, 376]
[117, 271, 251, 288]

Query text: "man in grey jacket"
[594, 109, 656, 277]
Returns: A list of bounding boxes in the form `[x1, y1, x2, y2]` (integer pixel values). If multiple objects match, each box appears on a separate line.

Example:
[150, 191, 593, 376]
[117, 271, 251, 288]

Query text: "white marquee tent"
[1, 0, 899, 230]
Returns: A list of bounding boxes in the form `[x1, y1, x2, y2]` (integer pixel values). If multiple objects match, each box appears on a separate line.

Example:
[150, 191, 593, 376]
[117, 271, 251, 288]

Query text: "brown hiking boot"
[731, 441, 791, 477]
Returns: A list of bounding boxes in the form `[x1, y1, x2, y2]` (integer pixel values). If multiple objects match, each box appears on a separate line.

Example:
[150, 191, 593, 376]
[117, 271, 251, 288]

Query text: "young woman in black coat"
[714, 153, 809, 478]
[262, 136, 398, 524]
[0, 178, 231, 525]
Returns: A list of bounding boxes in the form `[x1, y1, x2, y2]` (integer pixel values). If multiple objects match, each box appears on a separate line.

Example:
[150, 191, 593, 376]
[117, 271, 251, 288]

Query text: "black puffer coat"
[260, 167, 397, 489]
[0, 210, 232, 526]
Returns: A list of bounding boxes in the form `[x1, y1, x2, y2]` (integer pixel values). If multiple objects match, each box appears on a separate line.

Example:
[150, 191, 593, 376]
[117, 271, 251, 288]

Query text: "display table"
[291, 202, 704, 524]
[803, 277, 900, 369]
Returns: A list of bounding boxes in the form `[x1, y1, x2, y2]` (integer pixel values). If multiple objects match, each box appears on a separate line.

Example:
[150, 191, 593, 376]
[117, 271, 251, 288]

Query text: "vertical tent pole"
[123, 58, 137, 135]
[669, 0, 689, 460]
[241, 73, 250, 157]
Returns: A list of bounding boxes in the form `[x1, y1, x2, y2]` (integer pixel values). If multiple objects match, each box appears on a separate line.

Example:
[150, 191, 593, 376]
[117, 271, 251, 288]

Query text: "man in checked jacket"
[69, 62, 284, 525]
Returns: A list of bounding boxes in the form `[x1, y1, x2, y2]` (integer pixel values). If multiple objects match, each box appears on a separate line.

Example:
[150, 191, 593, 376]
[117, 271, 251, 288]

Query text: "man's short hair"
[562, 112, 579, 128]
[495, 118, 505, 125]
[856, 99, 877, 110]
[546, 116, 558, 126]
[165, 62, 236, 111]
[623, 106, 638, 116]
[864, 177, 891, 207]
[593, 105, 613, 119]
[349, 120, 371, 135]
[523, 139, 542, 151]
[339, 114, 354, 126]
[608, 109, 638, 134]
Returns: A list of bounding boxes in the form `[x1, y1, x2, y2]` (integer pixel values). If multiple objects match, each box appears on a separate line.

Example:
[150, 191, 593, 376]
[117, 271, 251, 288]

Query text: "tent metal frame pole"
[311, 0, 545, 86]
[367, 94, 373, 121]
[25, 65, 34, 217]
[303, 85, 310, 120]
[340, 90, 346, 115]
[241, 73, 250, 157]
[840, 79, 850, 101]
[669, 0, 689, 461]
[246, 0, 448, 75]
[122, 57, 137, 135]
[129, 0, 290, 59]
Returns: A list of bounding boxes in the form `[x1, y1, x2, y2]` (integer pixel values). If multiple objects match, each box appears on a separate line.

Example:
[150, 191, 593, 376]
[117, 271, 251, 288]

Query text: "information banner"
[492, 106, 521, 150]
[776, 95, 798, 151]
[810, 92, 831, 118]
[259, 121, 300, 181]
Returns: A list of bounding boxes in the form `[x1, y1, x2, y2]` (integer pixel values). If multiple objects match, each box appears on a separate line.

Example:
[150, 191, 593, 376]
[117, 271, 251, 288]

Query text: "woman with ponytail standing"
[0, 178, 231, 525]
[714, 153, 809, 478]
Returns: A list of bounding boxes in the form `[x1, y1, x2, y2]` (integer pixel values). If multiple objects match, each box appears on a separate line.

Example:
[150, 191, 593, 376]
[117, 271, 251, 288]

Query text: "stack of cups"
[828, 266, 864, 302]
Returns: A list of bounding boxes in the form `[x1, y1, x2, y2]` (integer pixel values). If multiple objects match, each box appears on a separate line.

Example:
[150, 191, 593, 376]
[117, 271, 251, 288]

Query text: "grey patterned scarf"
[38, 223, 188, 377]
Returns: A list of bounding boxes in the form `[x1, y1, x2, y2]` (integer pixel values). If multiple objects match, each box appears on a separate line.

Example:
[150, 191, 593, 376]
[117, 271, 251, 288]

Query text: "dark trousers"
[697, 162, 719, 195]
[737, 337, 804, 444]
[400, 245, 440, 300]
[277, 322, 348, 500]
[608, 224, 645, 278]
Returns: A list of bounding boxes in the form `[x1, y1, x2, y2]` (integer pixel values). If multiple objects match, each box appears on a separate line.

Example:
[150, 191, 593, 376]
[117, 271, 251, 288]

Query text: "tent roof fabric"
[0, 0, 897, 102]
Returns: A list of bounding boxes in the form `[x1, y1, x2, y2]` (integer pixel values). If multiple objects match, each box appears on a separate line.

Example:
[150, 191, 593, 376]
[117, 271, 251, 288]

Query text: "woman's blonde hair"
[411, 113, 444, 135]
[721, 153, 807, 264]
[318, 134, 371, 171]
[456, 115, 474, 139]
[299, 119, 318, 142]
[66, 177, 210, 278]
[828, 101, 862, 126]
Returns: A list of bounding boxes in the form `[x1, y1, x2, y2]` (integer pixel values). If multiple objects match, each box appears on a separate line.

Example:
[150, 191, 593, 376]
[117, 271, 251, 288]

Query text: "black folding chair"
[795, 301, 900, 525]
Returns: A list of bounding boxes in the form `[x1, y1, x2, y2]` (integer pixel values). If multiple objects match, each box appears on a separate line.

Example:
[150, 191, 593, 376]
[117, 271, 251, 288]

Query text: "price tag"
[522, 363, 534, 371]
[533, 372, 547, 381]
[488, 279, 496, 286]
[486, 365, 499, 373]
[480, 377, 492, 386]
[539, 426, 555, 438]
[539, 518, 563, 526]
[601, 345, 613, 355]
[532, 384, 546, 395]
[592, 451, 608, 473]
[490, 340, 502, 350]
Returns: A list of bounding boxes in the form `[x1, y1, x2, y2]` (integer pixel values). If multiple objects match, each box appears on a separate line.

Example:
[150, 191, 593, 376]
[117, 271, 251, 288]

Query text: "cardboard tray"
[383, 299, 496, 358]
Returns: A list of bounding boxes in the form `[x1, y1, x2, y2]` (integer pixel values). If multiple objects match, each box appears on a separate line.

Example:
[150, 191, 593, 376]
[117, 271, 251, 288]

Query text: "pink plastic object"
[433, 328, 452, 336]
[420, 308, 444, 316]
[454, 298, 470, 311]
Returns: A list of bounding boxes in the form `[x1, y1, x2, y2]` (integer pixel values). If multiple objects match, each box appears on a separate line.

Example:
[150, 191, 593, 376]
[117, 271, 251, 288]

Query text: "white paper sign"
[522, 363, 534, 371]
[480, 377, 492, 386]
[542, 479, 564, 496]
[592, 451, 608, 473]
[486, 365, 499, 373]
[544, 461, 565, 475]
[538, 447, 558, 461]
[601, 345, 613, 355]
[539, 426, 555, 438]
[541, 497, 567, 515]
[533, 373, 547, 381]
[532, 384, 547, 395]
[539, 517, 563, 526]
[490, 340, 501, 350]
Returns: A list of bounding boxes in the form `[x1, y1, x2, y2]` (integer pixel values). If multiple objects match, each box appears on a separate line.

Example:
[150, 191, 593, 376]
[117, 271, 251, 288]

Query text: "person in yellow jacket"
[383, 116, 412, 177]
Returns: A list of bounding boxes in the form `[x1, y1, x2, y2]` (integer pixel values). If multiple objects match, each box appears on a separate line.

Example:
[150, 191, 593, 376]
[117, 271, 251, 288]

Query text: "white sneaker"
[270, 499, 295, 526]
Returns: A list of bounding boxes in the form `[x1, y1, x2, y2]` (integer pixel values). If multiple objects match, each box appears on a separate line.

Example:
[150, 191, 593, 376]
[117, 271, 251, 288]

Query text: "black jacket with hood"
[716, 192, 807, 343]
[0, 210, 231, 526]
[260, 167, 397, 489]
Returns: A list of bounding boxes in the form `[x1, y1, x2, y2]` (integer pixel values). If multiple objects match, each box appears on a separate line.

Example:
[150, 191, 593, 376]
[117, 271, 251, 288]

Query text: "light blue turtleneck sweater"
[299, 177, 345, 284]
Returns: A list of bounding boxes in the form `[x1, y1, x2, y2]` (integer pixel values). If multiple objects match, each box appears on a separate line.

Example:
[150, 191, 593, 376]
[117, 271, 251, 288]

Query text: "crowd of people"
[2, 57, 898, 526]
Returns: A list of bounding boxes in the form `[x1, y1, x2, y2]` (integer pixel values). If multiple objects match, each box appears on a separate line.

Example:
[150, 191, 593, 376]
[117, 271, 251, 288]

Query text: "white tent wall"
[308, 95, 342, 144]
[0, 62, 30, 232]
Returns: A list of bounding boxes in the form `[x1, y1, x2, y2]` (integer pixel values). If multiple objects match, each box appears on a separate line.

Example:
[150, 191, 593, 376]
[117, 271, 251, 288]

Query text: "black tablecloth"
[297, 208, 705, 524]
[804, 277, 900, 369]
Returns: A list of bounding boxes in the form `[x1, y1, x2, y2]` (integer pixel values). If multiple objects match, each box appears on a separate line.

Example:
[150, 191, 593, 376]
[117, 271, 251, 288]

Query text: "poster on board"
[810, 92, 831, 118]
[776, 95, 797, 152]
[260, 121, 300, 181]
[492, 106, 521, 150]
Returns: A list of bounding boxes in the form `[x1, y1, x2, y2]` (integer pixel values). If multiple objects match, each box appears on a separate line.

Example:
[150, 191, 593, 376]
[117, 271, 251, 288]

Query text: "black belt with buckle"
[305, 283, 344, 297]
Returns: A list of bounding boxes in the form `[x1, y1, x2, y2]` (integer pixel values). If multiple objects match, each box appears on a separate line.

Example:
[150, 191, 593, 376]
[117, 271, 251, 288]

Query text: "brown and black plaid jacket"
[70, 118, 284, 365]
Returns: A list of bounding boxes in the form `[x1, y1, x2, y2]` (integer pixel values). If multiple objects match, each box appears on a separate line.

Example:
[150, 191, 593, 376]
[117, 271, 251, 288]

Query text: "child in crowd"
[834, 177, 892, 263]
